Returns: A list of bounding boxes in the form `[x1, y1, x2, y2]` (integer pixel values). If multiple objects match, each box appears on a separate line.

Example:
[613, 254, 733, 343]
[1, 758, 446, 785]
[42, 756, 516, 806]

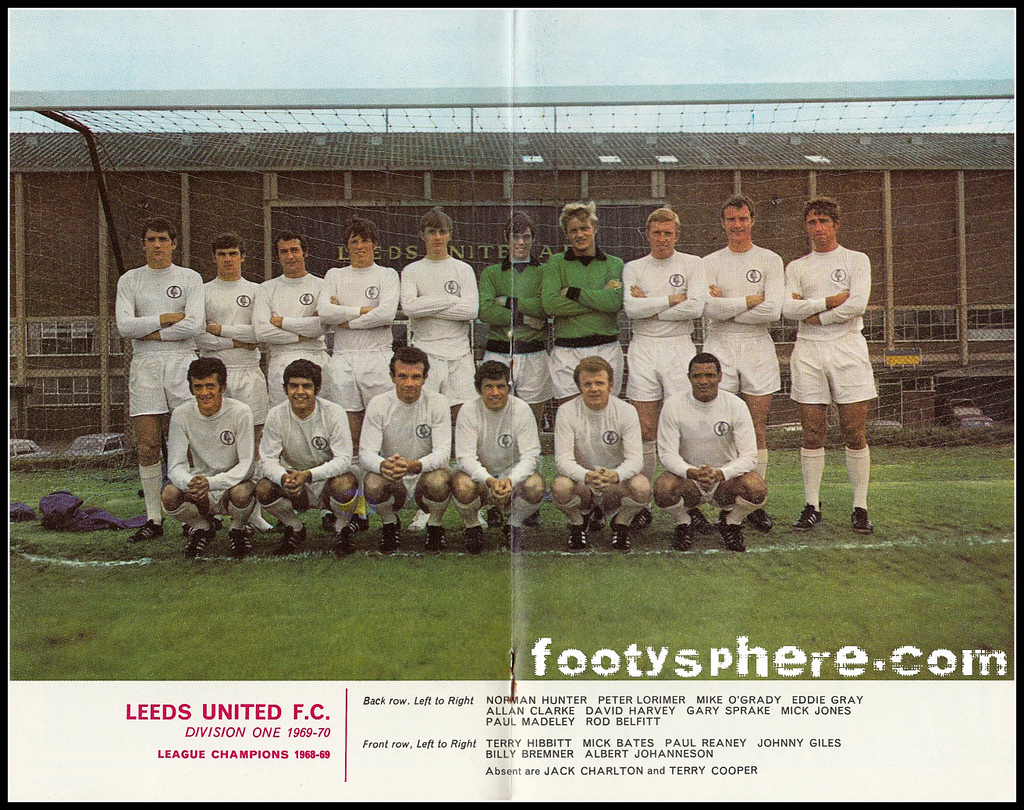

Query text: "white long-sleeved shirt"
[319, 263, 400, 354]
[167, 397, 255, 492]
[554, 396, 643, 484]
[195, 276, 262, 368]
[252, 273, 327, 357]
[115, 263, 204, 354]
[399, 256, 479, 360]
[258, 397, 353, 486]
[622, 252, 707, 340]
[455, 395, 540, 486]
[703, 244, 784, 339]
[657, 388, 757, 483]
[359, 389, 452, 475]
[782, 245, 872, 341]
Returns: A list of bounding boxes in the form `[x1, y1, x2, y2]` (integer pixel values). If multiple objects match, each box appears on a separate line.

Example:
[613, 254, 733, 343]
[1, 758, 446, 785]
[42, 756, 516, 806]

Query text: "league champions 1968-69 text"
[8, 672, 1014, 802]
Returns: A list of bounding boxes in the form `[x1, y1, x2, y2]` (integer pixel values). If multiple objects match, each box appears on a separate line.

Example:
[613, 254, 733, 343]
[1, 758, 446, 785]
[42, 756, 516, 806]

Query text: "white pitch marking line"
[12, 535, 1012, 566]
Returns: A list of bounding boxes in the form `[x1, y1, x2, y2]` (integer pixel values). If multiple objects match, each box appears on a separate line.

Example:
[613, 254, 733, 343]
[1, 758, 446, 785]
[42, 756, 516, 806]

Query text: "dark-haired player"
[256, 358, 359, 557]
[703, 195, 783, 533]
[452, 361, 545, 553]
[320, 216, 399, 533]
[654, 352, 766, 553]
[117, 217, 205, 543]
[478, 211, 551, 428]
[359, 347, 453, 554]
[253, 231, 331, 409]
[782, 196, 877, 535]
[399, 207, 479, 416]
[162, 357, 257, 558]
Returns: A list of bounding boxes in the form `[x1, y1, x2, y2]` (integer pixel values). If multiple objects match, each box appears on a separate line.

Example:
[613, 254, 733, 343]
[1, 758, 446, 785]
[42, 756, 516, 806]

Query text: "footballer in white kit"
[254, 232, 332, 408]
[623, 206, 707, 512]
[256, 358, 360, 557]
[782, 196, 877, 536]
[653, 352, 767, 553]
[551, 356, 649, 552]
[400, 208, 479, 409]
[359, 347, 454, 554]
[319, 217, 400, 429]
[116, 217, 205, 543]
[702, 195, 784, 533]
[452, 361, 545, 553]
[196, 233, 270, 428]
[161, 358, 257, 559]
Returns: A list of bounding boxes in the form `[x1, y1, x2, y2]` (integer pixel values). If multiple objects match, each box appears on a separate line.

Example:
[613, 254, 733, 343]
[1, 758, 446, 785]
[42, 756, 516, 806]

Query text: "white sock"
[139, 463, 164, 524]
[557, 495, 584, 526]
[756, 448, 768, 481]
[509, 493, 540, 528]
[166, 501, 210, 532]
[615, 496, 645, 526]
[228, 497, 256, 527]
[455, 495, 483, 528]
[664, 499, 691, 525]
[800, 447, 826, 510]
[263, 497, 303, 531]
[642, 441, 658, 486]
[373, 494, 397, 524]
[845, 446, 871, 510]
[727, 496, 763, 526]
[421, 495, 450, 527]
[248, 509, 274, 531]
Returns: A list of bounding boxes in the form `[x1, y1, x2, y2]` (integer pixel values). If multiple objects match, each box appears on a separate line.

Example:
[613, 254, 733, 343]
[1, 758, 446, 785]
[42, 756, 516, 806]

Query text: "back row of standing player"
[117, 194, 875, 548]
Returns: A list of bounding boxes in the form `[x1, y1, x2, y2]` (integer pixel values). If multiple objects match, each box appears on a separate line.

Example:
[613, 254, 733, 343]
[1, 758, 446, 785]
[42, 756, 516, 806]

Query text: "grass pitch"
[8, 445, 1014, 681]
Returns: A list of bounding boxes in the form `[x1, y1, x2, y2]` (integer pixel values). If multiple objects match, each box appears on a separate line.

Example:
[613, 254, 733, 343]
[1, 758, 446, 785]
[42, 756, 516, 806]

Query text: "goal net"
[9, 82, 1014, 483]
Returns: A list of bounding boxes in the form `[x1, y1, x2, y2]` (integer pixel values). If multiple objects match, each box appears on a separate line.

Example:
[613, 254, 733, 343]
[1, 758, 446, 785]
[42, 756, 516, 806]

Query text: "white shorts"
[267, 350, 333, 408]
[224, 365, 270, 425]
[481, 349, 553, 404]
[328, 351, 393, 412]
[625, 335, 695, 402]
[421, 353, 476, 406]
[789, 332, 877, 405]
[704, 332, 781, 397]
[696, 478, 725, 505]
[550, 341, 624, 400]
[128, 351, 196, 417]
[207, 486, 250, 516]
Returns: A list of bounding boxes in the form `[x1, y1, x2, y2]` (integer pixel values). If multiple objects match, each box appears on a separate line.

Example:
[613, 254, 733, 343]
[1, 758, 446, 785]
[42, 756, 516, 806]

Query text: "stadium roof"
[10, 130, 1013, 173]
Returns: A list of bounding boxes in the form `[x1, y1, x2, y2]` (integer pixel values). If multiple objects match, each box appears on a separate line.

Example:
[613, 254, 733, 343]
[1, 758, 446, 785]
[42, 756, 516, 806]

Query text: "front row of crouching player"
[155, 348, 765, 557]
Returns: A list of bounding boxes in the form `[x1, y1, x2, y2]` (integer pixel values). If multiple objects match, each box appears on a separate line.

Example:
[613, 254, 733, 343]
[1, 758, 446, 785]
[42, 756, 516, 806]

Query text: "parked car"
[939, 399, 995, 429]
[10, 438, 58, 467]
[10, 438, 48, 459]
[65, 432, 129, 462]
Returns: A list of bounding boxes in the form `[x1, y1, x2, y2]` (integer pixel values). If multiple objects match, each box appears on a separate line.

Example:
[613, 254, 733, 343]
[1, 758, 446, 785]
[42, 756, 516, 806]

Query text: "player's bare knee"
[228, 481, 255, 507]
[450, 472, 477, 504]
[328, 473, 358, 502]
[254, 478, 279, 504]
[161, 485, 185, 510]
[653, 473, 681, 508]
[550, 475, 576, 504]
[520, 474, 546, 504]
[362, 473, 388, 503]
[627, 474, 651, 504]
[419, 470, 451, 501]
[842, 428, 867, 451]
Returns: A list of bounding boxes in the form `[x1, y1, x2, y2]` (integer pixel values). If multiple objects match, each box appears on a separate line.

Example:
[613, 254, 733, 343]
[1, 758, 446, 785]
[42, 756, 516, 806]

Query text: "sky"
[8, 9, 1015, 134]
[8, 8, 1015, 92]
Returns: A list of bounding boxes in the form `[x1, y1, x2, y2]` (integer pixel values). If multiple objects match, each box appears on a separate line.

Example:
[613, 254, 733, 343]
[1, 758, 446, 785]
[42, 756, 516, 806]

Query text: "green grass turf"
[8, 445, 1014, 681]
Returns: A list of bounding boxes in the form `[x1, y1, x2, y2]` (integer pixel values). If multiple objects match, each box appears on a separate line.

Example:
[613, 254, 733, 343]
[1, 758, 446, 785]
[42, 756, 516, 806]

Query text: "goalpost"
[8, 80, 1015, 475]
